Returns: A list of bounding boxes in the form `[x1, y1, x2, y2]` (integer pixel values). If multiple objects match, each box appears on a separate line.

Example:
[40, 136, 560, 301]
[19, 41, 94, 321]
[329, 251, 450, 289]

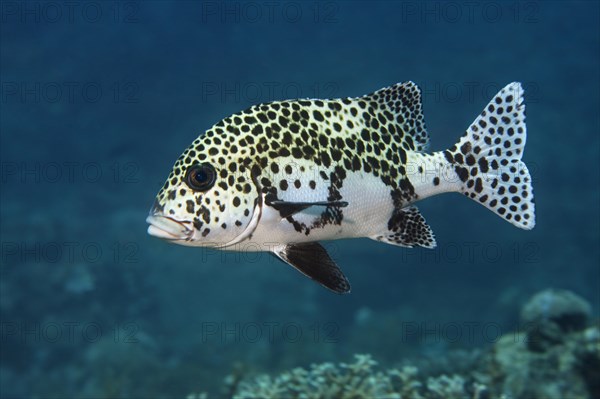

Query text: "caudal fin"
[444, 82, 535, 230]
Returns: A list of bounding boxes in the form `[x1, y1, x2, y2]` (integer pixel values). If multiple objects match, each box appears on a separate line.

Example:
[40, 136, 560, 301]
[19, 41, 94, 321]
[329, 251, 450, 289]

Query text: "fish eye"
[185, 163, 216, 192]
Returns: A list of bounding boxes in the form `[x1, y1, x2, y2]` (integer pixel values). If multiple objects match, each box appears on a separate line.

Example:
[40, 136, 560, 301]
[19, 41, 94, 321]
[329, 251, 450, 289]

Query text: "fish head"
[147, 124, 261, 248]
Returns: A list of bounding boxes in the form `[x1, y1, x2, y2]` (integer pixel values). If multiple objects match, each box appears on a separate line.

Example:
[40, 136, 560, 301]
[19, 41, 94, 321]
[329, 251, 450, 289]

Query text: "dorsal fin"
[361, 81, 429, 151]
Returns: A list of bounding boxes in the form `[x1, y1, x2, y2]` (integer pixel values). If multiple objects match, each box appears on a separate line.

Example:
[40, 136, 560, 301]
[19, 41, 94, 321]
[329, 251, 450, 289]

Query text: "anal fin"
[273, 242, 351, 294]
[372, 206, 436, 248]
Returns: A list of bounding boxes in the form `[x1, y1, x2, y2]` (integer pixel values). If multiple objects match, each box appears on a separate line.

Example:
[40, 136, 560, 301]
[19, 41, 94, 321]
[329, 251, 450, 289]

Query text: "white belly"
[239, 171, 394, 250]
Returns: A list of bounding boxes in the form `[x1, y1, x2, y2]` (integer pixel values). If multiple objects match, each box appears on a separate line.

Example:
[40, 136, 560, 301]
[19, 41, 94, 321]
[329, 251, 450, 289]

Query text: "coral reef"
[483, 289, 599, 399]
[520, 289, 592, 351]
[201, 289, 599, 399]
[485, 326, 599, 399]
[222, 354, 489, 399]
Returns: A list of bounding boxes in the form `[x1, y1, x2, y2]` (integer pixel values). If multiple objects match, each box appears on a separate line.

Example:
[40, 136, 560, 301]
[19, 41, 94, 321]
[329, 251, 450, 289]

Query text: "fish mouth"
[146, 215, 194, 241]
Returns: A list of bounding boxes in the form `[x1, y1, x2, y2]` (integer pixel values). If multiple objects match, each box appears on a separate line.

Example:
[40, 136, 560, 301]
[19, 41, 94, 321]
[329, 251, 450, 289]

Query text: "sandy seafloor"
[0, 1, 598, 398]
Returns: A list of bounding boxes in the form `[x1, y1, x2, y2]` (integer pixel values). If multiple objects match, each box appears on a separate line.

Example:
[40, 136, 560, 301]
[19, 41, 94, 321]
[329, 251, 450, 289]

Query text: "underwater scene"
[1, 1, 599, 398]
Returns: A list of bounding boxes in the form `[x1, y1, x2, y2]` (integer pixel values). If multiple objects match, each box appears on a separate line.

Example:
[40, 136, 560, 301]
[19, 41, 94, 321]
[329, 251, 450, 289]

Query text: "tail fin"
[444, 82, 535, 229]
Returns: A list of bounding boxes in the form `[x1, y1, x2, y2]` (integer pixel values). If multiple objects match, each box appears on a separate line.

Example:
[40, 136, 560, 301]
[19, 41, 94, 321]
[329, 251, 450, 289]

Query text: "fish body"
[147, 82, 535, 293]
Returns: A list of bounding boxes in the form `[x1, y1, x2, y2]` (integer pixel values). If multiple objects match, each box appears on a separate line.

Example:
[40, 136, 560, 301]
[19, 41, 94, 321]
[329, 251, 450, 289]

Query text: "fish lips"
[146, 215, 194, 241]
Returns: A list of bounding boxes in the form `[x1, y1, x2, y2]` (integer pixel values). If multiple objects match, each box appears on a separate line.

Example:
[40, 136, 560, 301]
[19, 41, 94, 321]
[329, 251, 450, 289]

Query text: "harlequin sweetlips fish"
[147, 82, 535, 294]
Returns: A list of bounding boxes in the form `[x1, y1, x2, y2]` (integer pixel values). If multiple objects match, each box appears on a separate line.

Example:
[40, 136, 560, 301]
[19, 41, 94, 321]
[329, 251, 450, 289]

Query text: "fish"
[147, 82, 535, 294]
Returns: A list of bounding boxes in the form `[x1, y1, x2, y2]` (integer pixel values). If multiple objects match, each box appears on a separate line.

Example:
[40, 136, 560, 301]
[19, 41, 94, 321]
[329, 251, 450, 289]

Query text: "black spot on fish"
[186, 200, 195, 214]
[456, 166, 469, 183]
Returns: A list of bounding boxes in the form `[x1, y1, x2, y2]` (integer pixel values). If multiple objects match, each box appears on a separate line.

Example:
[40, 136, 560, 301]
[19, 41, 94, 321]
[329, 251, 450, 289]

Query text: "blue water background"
[1, 1, 598, 397]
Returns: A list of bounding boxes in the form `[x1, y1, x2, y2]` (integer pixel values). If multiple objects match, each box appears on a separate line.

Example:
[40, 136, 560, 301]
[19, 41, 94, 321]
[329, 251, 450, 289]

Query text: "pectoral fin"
[268, 200, 348, 219]
[273, 242, 351, 294]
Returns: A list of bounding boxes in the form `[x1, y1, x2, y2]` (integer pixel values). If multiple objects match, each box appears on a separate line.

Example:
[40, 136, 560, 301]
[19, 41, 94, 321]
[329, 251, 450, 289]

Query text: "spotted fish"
[147, 82, 535, 294]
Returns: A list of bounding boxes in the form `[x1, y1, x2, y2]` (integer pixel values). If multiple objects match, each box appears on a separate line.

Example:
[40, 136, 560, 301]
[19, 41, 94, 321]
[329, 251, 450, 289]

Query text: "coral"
[229, 354, 491, 399]
[484, 325, 599, 399]
[483, 289, 599, 399]
[187, 394, 208, 399]
[425, 375, 467, 399]
[520, 289, 592, 352]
